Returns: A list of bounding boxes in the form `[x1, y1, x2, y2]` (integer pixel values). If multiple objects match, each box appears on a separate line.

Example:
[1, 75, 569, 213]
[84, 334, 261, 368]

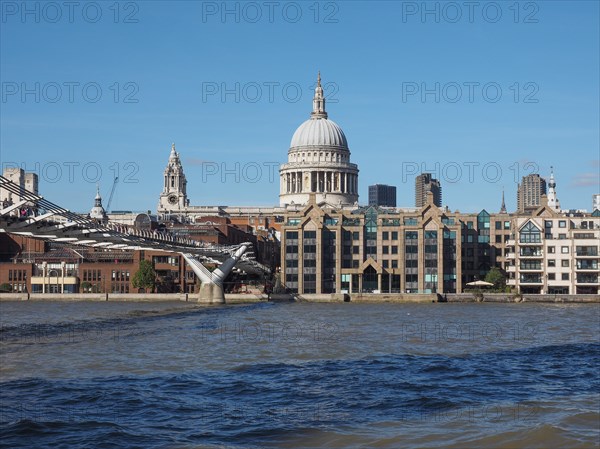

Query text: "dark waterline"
[1, 301, 599, 448]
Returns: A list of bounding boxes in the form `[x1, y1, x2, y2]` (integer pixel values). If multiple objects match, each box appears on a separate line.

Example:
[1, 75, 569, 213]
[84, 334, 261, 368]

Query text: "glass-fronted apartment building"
[281, 195, 599, 295]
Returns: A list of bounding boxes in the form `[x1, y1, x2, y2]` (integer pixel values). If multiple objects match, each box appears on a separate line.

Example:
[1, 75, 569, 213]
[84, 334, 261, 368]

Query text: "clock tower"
[158, 143, 189, 214]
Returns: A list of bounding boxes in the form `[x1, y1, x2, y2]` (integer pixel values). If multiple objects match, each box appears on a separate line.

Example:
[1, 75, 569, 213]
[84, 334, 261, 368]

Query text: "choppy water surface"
[1, 301, 599, 448]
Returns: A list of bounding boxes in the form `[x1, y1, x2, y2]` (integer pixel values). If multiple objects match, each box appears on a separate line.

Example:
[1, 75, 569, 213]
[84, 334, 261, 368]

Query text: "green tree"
[485, 267, 506, 292]
[132, 260, 156, 293]
[80, 281, 92, 293]
[0, 283, 11, 292]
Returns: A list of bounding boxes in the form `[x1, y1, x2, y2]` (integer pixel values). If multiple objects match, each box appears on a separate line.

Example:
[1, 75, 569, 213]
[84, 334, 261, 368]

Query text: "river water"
[1, 301, 599, 448]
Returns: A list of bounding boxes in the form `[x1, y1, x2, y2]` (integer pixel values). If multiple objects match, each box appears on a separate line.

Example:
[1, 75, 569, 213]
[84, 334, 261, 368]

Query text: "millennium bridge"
[0, 175, 270, 303]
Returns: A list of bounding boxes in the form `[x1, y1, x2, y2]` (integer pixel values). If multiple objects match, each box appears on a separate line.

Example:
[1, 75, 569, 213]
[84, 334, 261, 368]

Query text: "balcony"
[570, 223, 600, 230]
[576, 276, 599, 284]
[506, 265, 516, 272]
[506, 239, 515, 247]
[573, 233, 598, 240]
[519, 252, 543, 258]
[506, 253, 516, 260]
[519, 241, 543, 246]
[520, 275, 543, 284]
[507, 279, 516, 286]
[576, 251, 598, 257]
[576, 258, 598, 269]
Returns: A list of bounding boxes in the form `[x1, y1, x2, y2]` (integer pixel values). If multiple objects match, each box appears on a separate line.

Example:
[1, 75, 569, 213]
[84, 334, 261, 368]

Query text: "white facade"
[279, 73, 359, 207]
[1, 167, 38, 205]
[154, 144, 298, 222]
[157, 143, 189, 213]
[89, 185, 107, 221]
[546, 167, 561, 212]
[507, 214, 599, 294]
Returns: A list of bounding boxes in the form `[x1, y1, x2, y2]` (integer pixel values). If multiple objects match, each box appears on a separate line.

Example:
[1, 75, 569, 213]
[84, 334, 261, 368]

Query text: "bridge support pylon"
[182, 244, 250, 304]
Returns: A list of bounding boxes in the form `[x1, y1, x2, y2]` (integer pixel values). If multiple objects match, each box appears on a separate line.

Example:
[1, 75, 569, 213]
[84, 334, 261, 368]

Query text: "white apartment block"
[507, 211, 599, 294]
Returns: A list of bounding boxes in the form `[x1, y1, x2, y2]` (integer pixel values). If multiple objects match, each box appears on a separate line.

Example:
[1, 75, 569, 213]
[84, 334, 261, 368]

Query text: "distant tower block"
[517, 174, 547, 213]
[415, 173, 441, 208]
[369, 184, 396, 207]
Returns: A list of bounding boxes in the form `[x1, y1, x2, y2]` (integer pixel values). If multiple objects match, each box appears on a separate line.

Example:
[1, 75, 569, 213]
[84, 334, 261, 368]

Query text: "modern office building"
[415, 173, 441, 207]
[368, 184, 396, 207]
[593, 194, 600, 212]
[280, 194, 599, 295]
[280, 193, 510, 295]
[517, 174, 547, 213]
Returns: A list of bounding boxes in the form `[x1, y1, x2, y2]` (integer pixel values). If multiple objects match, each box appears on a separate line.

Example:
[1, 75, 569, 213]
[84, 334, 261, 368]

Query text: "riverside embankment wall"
[1, 293, 598, 303]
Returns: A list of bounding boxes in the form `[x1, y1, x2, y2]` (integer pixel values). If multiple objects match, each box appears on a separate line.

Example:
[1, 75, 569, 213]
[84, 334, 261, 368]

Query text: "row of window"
[293, 229, 509, 245]
[82, 269, 102, 282]
[544, 220, 567, 228]
[545, 233, 568, 239]
[521, 273, 599, 282]
[292, 151, 348, 162]
[547, 260, 571, 268]
[112, 271, 130, 282]
[111, 283, 130, 293]
[518, 246, 582, 255]
[7, 270, 27, 281]
[547, 273, 571, 281]
[6, 283, 26, 292]
[153, 256, 179, 266]
[548, 246, 574, 254]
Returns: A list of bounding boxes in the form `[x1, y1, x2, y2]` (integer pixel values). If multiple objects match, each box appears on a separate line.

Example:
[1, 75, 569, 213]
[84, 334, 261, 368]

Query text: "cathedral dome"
[290, 117, 348, 150]
[279, 72, 359, 208]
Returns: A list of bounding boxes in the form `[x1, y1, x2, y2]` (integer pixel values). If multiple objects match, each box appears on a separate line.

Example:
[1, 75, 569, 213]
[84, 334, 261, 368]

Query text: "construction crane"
[106, 176, 119, 212]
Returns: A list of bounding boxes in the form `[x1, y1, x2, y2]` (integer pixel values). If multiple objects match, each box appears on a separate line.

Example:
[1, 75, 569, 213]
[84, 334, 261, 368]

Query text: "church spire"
[500, 188, 507, 214]
[94, 183, 102, 206]
[547, 166, 561, 211]
[311, 71, 327, 119]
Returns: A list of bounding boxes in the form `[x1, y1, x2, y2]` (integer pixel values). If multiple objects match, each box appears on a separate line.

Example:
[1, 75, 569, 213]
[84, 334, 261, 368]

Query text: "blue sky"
[1, 1, 598, 213]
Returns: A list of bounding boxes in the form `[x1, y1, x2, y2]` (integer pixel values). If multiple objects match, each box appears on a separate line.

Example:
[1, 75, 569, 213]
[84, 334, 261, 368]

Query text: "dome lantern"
[311, 71, 327, 119]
